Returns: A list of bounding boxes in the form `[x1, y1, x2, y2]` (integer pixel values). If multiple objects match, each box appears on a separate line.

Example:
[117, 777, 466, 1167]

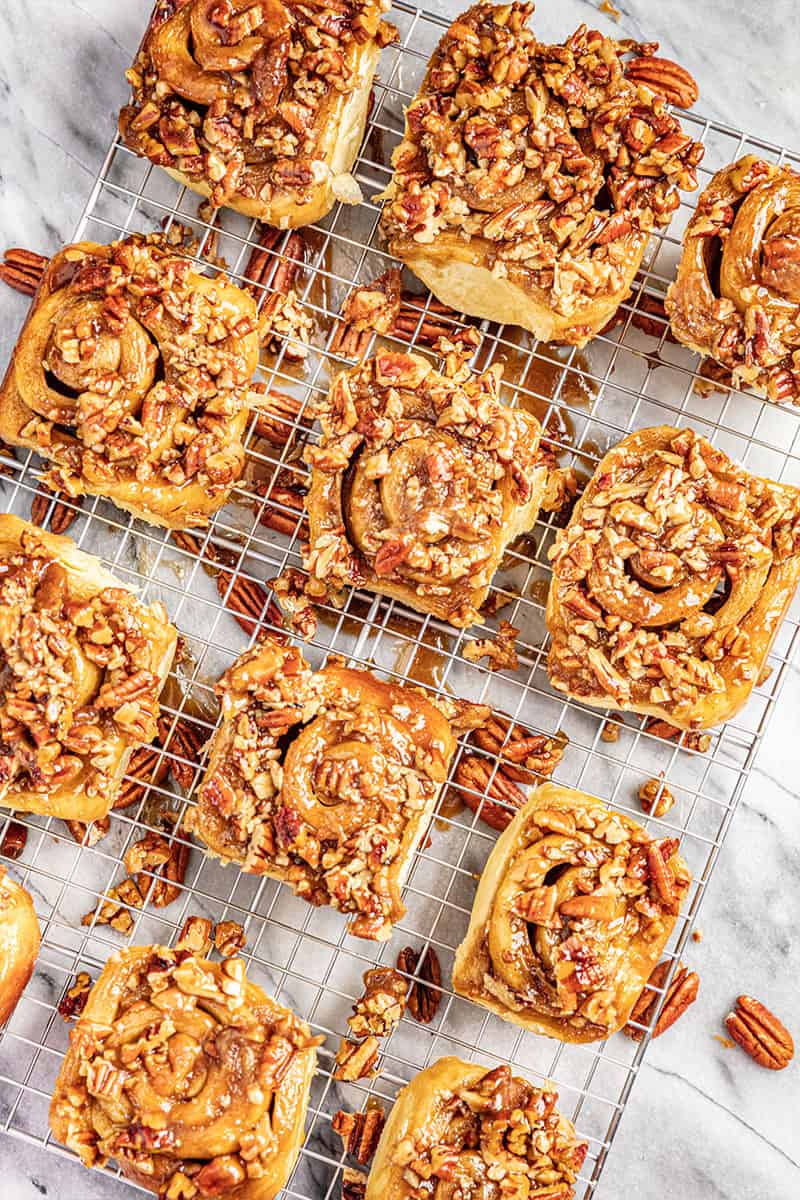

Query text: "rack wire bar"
[2, 3, 800, 1196]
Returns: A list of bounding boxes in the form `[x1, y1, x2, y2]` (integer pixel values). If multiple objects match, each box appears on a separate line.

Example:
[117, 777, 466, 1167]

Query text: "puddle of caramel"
[525, 577, 550, 607]
[435, 788, 466, 830]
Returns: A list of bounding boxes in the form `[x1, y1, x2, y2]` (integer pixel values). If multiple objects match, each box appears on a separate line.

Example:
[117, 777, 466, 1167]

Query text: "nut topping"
[625, 959, 699, 1041]
[725, 995, 794, 1070]
[624, 56, 699, 108]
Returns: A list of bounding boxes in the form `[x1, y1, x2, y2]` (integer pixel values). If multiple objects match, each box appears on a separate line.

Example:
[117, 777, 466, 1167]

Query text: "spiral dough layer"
[667, 155, 800, 404]
[453, 783, 691, 1042]
[190, 637, 458, 940]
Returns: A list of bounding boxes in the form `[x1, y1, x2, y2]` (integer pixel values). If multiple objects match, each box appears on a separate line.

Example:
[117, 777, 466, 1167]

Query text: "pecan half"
[472, 713, 565, 785]
[255, 477, 309, 540]
[625, 960, 699, 1041]
[1, 821, 27, 860]
[252, 387, 307, 445]
[333, 1035, 380, 1081]
[157, 715, 206, 790]
[625, 56, 699, 109]
[57, 971, 92, 1022]
[332, 1103, 386, 1165]
[0, 246, 48, 296]
[30, 488, 81, 535]
[397, 945, 442, 1024]
[451, 754, 527, 832]
[725, 995, 794, 1070]
[115, 745, 170, 810]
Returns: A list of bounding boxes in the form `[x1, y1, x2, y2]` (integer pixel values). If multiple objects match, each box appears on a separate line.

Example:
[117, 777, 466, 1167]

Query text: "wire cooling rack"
[3, 4, 800, 1197]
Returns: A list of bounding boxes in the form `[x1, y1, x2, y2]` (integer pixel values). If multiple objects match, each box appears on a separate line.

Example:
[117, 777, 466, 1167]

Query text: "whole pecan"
[396, 945, 442, 1024]
[30, 488, 81, 535]
[1, 821, 27, 860]
[625, 959, 699, 1041]
[64, 816, 110, 847]
[332, 1104, 386, 1165]
[114, 745, 170, 810]
[625, 56, 699, 109]
[252, 387, 307, 445]
[725, 995, 794, 1070]
[0, 246, 48, 295]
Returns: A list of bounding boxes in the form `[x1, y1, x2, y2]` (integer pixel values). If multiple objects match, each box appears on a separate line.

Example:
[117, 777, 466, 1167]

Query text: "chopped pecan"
[347, 967, 407, 1039]
[625, 960, 699, 1041]
[600, 719, 620, 743]
[30, 488, 81, 535]
[638, 776, 675, 818]
[725, 995, 794, 1070]
[332, 1103, 386, 1165]
[0, 821, 27, 860]
[82, 875, 145, 934]
[57, 971, 92, 1022]
[451, 754, 526, 832]
[259, 290, 313, 361]
[463, 621, 520, 672]
[124, 831, 172, 877]
[214, 920, 245, 958]
[333, 1036, 380, 1081]
[176, 915, 213, 957]
[0, 246, 48, 295]
[397, 945, 442, 1024]
[644, 719, 711, 753]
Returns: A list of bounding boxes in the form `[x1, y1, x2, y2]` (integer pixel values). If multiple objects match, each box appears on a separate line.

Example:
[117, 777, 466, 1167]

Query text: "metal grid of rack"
[2, 3, 800, 1196]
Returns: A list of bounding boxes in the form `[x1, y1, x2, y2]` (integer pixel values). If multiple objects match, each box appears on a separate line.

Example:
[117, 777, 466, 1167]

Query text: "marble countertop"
[1, 1, 799, 1198]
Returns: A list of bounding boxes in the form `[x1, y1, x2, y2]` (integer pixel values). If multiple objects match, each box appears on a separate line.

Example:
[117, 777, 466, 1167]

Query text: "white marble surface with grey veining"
[0, 1, 799, 1198]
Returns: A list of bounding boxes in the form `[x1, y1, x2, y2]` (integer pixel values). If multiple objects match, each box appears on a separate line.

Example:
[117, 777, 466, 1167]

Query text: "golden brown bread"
[49, 944, 320, 1198]
[381, 2, 703, 346]
[546, 426, 800, 730]
[0, 235, 259, 528]
[0, 514, 177, 822]
[119, 0, 396, 227]
[365, 1057, 588, 1199]
[189, 637, 458, 940]
[303, 349, 546, 627]
[666, 155, 800, 404]
[0, 867, 40, 1026]
[453, 782, 691, 1042]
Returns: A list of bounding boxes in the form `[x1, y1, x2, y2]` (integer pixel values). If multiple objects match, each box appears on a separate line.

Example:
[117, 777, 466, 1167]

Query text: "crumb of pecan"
[57, 971, 91, 1022]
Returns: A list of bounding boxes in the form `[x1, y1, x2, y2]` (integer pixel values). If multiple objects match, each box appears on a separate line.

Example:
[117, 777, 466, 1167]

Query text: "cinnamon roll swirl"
[120, 0, 396, 227]
[304, 350, 546, 627]
[666, 156, 800, 404]
[453, 783, 691, 1042]
[381, 2, 703, 346]
[365, 1057, 588, 1199]
[546, 426, 800, 730]
[49, 944, 321, 1199]
[0, 514, 177, 822]
[0, 235, 259, 528]
[189, 638, 458, 940]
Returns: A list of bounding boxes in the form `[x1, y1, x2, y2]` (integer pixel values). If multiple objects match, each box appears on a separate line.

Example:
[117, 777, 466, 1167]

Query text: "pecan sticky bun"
[364, 1057, 588, 1199]
[0, 514, 177, 822]
[381, 2, 703, 346]
[0, 866, 40, 1025]
[546, 426, 800, 730]
[666, 155, 800, 404]
[0, 235, 259, 528]
[303, 351, 546, 627]
[453, 783, 691, 1042]
[49, 944, 321, 1199]
[188, 637, 457, 940]
[119, 0, 396, 227]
